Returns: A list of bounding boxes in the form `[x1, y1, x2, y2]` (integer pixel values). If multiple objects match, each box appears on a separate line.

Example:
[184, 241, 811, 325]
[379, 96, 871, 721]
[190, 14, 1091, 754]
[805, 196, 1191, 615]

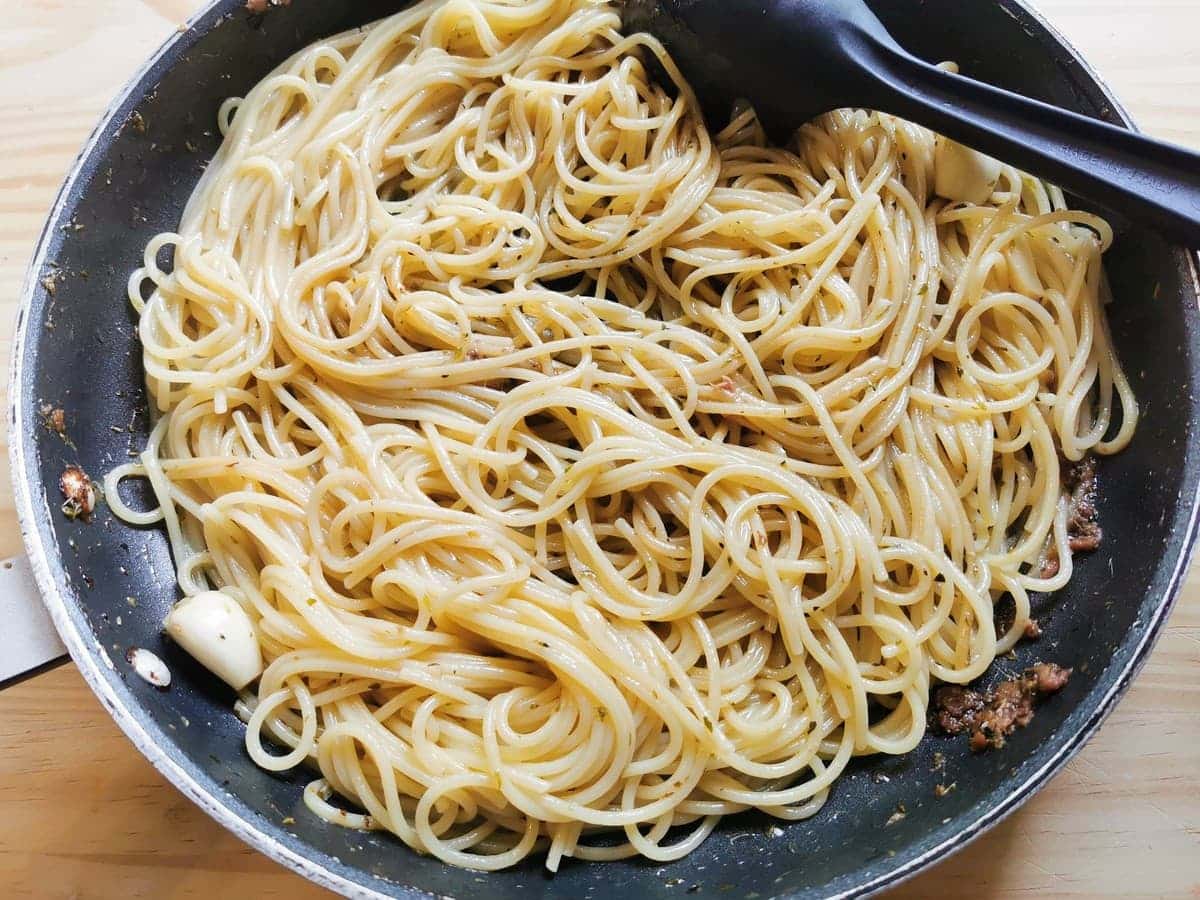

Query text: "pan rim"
[7, 4, 394, 897]
[8, 2, 1200, 898]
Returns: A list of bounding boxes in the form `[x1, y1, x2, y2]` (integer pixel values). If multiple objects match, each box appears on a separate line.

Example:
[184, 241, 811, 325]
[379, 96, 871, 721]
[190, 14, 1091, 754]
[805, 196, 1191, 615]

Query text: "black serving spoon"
[625, 0, 1200, 245]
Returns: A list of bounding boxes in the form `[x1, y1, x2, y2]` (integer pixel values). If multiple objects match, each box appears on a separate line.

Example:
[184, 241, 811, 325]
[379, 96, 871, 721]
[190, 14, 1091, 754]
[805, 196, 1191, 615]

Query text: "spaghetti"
[109, 0, 1137, 871]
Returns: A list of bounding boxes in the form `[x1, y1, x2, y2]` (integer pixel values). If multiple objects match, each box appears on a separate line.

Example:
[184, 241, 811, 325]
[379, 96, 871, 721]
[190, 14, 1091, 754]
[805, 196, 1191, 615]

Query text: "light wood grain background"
[1, 1, 1197, 898]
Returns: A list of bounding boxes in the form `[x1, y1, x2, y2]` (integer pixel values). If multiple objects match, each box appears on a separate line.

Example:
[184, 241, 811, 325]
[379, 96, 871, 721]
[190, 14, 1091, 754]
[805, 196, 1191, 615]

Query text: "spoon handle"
[859, 40, 1200, 245]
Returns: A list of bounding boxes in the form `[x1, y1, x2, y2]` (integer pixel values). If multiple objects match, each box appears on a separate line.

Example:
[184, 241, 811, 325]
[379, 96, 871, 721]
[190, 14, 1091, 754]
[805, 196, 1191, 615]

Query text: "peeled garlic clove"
[934, 137, 1003, 205]
[126, 647, 171, 689]
[165, 591, 263, 690]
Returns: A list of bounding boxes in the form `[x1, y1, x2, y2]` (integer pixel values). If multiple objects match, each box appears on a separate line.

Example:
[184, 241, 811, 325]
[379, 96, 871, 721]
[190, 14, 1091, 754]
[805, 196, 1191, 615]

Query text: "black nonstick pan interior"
[11, 1, 1200, 897]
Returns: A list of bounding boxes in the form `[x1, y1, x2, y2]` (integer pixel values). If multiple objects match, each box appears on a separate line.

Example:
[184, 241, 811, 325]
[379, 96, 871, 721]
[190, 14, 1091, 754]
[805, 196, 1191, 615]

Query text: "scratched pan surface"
[10, 1, 1200, 897]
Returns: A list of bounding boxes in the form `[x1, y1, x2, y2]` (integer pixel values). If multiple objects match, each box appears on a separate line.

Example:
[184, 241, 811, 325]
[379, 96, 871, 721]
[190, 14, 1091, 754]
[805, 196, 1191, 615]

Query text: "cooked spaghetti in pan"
[108, 0, 1136, 871]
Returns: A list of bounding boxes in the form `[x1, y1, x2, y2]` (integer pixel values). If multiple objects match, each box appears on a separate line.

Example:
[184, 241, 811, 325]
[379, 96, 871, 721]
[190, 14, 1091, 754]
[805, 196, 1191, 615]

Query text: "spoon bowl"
[625, 0, 1200, 245]
[625, 0, 896, 131]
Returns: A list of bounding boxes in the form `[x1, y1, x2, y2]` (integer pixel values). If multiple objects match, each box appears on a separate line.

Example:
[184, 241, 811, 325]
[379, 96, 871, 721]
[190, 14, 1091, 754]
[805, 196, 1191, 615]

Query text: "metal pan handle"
[0, 555, 68, 687]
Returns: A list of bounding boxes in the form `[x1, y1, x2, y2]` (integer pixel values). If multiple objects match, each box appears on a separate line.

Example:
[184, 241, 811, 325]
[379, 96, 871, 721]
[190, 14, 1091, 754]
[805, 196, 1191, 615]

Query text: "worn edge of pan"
[6, 4, 397, 898]
[846, 1, 1200, 894]
[849, 1, 1200, 895]
[7, 2, 1199, 899]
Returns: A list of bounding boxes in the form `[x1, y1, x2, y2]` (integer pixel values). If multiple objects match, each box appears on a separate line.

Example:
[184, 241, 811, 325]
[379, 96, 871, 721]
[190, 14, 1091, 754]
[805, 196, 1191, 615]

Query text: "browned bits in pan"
[933, 663, 1072, 752]
[60, 465, 97, 520]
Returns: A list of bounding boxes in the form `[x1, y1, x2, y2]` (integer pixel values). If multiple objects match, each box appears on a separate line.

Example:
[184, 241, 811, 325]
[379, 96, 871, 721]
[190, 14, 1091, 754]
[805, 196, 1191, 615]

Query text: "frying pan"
[9, 1, 1200, 897]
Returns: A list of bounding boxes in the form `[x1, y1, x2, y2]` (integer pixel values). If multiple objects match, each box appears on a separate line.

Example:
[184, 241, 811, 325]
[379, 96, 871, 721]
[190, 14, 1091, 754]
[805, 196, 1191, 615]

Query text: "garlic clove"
[126, 647, 171, 688]
[934, 137, 1003, 205]
[165, 591, 263, 691]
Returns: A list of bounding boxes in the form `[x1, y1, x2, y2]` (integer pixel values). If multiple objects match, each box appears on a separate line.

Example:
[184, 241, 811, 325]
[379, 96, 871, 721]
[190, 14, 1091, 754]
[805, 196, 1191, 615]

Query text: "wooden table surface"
[1, 1, 1198, 897]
